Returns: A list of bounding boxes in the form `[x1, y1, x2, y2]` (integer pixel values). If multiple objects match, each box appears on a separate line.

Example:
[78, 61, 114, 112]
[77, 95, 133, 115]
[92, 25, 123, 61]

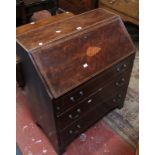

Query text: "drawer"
[59, 92, 124, 147]
[100, 0, 139, 19]
[56, 70, 132, 129]
[53, 54, 134, 115]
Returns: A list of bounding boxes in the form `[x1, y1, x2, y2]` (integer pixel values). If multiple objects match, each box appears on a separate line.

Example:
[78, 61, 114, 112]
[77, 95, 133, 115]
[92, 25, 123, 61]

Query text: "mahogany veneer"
[16, 8, 136, 154]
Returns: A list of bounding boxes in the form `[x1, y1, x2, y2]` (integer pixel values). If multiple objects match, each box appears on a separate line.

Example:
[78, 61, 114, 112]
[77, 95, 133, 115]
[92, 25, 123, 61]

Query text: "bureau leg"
[16, 61, 25, 88]
[58, 147, 66, 155]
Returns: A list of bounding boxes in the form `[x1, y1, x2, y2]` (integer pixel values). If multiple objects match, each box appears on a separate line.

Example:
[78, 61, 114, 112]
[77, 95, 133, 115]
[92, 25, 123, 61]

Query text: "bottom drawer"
[59, 92, 124, 147]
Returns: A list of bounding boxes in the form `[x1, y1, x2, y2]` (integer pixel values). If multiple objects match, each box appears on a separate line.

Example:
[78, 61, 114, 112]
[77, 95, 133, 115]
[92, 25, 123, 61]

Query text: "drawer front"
[56, 69, 132, 129]
[59, 92, 124, 147]
[100, 0, 139, 19]
[54, 54, 134, 115]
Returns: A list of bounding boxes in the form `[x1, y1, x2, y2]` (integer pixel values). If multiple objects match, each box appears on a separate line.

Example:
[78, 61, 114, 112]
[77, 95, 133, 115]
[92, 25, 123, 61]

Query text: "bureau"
[16, 8, 136, 155]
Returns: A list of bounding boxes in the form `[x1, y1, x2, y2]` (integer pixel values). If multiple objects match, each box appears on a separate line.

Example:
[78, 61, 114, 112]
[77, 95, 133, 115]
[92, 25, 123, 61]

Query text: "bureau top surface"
[16, 8, 117, 51]
[16, 12, 75, 36]
[16, 8, 135, 99]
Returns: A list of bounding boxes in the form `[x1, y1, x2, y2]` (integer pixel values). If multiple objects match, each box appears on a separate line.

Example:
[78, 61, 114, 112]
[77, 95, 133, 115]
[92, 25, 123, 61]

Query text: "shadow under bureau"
[16, 8, 136, 155]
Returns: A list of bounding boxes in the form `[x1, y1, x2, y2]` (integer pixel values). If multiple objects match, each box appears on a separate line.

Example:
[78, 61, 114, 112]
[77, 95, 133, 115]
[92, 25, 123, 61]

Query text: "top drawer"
[100, 0, 139, 19]
[53, 54, 135, 114]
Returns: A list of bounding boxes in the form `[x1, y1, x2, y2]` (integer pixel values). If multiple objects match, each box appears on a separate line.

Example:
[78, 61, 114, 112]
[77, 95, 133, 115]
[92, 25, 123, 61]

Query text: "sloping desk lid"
[16, 9, 135, 98]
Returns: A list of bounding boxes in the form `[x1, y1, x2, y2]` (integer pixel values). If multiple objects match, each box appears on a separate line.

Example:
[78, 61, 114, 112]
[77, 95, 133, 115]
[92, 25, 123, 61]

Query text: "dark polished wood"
[16, 12, 74, 35]
[16, 9, 136, 155]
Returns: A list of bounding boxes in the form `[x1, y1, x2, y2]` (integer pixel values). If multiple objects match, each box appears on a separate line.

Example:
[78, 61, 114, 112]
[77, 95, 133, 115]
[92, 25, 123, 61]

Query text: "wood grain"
[16, 9, 136, 155]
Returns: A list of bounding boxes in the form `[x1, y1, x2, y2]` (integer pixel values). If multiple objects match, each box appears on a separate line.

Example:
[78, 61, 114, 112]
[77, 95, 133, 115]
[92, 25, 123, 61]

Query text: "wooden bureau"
[16, 9, 136, 154]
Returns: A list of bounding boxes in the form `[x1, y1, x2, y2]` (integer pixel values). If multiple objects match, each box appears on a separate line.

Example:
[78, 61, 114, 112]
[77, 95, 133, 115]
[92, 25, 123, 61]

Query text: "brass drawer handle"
[98, 87, 103, 91]
[70, 91, 84, 102]
[88, 99, 92, 103]
[56, 106, 60, 110]
[69, 124, 81, 134]
[112, 94, 122, 103]
[69, 129, 79, 134]
[118, 94, 122, 98]
[116, 63, 128, 72]
[112, 98, 117, 103]
[77, 124, 81, 129]
[115, 78, 125, 87]
[68, 109, 81, 120]
[123, 64, 127, 68]
[69, 114, 79, 119]
[116, 67, 121, 72]
[77, 108, 81, 113]
[70, 96, 75, 102]
[69, 130, 73, 134]
[79, 91, 84, 96]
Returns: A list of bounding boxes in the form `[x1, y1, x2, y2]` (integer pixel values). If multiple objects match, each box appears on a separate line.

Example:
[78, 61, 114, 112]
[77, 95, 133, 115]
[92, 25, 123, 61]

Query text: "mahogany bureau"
[16, 9, 136, 155]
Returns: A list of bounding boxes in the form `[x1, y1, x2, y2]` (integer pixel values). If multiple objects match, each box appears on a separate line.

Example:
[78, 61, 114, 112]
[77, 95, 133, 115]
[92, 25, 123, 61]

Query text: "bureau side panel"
[16, 43, 60, 153]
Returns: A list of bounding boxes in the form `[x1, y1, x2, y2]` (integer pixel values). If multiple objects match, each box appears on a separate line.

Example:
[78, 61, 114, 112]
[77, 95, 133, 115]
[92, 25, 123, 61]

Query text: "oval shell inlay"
[86, 46, 101, 57]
